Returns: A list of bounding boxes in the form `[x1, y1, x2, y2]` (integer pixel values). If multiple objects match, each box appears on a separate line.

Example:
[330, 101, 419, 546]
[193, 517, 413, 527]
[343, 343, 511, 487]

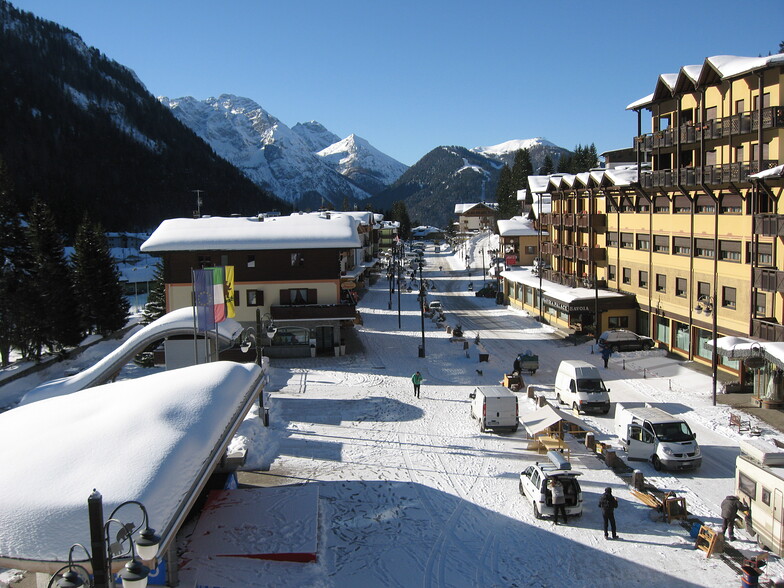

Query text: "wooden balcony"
[540, 213, 553, 226]
[754, 267, 784, 293]
[562, 245, 574, 259]
[576, 213, 607, 231]
[640, 160, 777, 189]
[634, 107, 784, 151]
[551, 213, 562, 226]
[271, 303, 356, 321]
[562, 213, 575, 228]
[576, 246, 606, 263]
[754, 214, 784, 237]
[752, 318, 784, 342]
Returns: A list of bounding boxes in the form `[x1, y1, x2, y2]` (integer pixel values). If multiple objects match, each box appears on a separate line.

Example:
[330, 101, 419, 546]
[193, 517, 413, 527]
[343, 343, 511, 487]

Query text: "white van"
[615, 404, 701, 471]
[470, 386, 518, 433]
[554, 360, 610, 414]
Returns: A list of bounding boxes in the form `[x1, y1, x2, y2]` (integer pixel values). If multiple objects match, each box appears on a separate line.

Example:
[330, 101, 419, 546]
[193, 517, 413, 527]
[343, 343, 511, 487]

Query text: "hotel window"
[247, 254, 256, 268]
[621, 198, 634, 213]
[675, 277, 687, 298]
[722, 286, 736, 309]
[653, 235, 669, 253]
[654, 197, 670, 213]
[607, 232, 619, 247]
[673, 196, 691, 214]
[735, 99, 745, 115]
[639, 271, 648, 289]
[695, 195, 715, 214]
[197, 255, 212, 268]
[697, 281, 710, 299]
[622, 267, 631, 285]
[636, 197, 650, 213]
[705, 149, 717, 166]
[280, 288, 316, 305]
[608, 265, 616, 281]
[636, 234, 650, 251]
[655, 274, 666, 293]
[620, 232, 634, 249]
[694, 238, 715, 259]
[720, 194, 742, 214]
[747, 242, 773, 265]
[246, 290, 263, 306]
[719, 240, 741, 262]
[290, 252, 304, 266]
[753, 92, 771, 110]
[751, 142, 770, 161]
[756, 293, 767, 316]
[673, 237, 691, 256]
[736, 145, 745, 163]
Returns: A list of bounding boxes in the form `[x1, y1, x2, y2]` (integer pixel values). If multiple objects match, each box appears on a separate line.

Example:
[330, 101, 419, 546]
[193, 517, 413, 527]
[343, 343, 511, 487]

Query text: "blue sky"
[10, 0, 784, 166]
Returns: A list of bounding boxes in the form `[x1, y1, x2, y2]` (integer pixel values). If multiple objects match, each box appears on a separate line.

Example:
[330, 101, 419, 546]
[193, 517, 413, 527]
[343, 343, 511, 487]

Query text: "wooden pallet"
[631, 489, 662, 509]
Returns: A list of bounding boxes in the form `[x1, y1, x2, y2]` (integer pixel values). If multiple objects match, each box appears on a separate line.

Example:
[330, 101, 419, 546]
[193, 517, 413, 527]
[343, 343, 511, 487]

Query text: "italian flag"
[207, 267, 227, 324]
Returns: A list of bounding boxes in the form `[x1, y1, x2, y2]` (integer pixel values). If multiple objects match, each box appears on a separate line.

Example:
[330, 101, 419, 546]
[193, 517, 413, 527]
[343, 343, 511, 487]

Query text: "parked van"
[554, 360, 610, 414]
[615, 404, 701, 471]
[470, 386, 518, 433]
[735, 439, 784, 554]
[519, 451, 583, 520]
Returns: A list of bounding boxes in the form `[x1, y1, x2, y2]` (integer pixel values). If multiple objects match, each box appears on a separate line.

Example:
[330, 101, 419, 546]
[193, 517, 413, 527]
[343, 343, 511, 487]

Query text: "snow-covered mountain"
[472, 137, 569, 170]
[159, 95, 407, 208]
[317, 134, 409, 195]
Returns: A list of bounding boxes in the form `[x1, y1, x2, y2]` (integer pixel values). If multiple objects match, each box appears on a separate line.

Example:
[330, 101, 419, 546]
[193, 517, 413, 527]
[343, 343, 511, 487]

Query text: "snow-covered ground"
[2, 234, 781, 587]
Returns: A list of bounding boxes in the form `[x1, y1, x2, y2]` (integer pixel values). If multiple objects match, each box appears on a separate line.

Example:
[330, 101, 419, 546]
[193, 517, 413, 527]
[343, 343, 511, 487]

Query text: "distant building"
[454, 202, 499, 233]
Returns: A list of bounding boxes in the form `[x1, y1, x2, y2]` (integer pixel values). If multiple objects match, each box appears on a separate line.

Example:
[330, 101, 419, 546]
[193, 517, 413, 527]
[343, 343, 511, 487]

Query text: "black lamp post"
[695, 294, 718, 407]
[48, 490, 160, 588]
[418, 259, 426, 357]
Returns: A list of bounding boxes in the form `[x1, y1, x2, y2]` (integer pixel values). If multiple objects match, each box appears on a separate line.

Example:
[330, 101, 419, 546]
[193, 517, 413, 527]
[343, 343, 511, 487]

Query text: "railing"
[753, 267, 784, 293]
[576, 213, 606, 231]
[633, 107, 784, 151]
[752, 318, 784, 342]
[562, 245, 574, 259]
[754, 213, 784, 237]
[562, 213, 575, 228]
[576, 246, 607, 263]
[640, 160, 777, 188]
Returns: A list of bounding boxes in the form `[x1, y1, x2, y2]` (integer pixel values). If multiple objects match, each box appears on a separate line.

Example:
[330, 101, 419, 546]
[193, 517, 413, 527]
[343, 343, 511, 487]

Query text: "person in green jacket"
[412, 371, 423, 398]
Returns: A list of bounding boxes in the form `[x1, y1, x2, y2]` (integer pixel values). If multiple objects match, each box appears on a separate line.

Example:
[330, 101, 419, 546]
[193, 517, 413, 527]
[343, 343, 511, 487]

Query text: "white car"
[519, 452, 583, 520]
[428, 300, 442, 311]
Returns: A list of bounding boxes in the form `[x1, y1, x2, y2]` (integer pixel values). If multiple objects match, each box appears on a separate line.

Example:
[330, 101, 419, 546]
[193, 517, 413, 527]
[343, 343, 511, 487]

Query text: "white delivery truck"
[469, 386, 518, 433]
[554, 360, 610, 414]
[614, 404, 701, 471]
[735, 439, 784, 554]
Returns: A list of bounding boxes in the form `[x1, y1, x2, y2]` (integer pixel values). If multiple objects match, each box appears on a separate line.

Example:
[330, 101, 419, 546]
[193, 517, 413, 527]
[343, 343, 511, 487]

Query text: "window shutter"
[307, 289, 318, 304]
[280, 289, 291, 305]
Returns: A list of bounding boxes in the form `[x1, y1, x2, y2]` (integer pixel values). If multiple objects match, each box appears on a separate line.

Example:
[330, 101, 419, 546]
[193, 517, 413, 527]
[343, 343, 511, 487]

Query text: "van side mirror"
[469, 392, 476, 399]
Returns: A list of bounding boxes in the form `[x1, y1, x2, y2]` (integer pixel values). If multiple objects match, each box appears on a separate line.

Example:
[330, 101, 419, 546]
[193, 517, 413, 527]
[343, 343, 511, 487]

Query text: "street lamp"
[418, 259, 426, 358]
[48, 490, 160, 588]
[695, 294, 718, 407]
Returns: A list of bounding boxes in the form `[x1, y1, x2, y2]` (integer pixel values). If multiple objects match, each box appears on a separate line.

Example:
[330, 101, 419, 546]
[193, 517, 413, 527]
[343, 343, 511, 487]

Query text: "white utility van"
[470, 386, 518, 433]
[554, 360, 610, 414]
[615, 404, 701, 471]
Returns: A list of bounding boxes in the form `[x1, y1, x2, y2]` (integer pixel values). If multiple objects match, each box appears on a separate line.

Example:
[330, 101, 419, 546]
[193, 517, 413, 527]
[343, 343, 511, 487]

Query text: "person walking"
[599, 487, 619, 539]
[720, 495, 749, 541]
[600, 345, 612, 369]
[549, 479, 567, 525]
[411, 371, 423, 398]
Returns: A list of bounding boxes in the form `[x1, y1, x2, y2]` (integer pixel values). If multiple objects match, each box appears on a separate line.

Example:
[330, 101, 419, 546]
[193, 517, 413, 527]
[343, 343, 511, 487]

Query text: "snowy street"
[178, 239, 779, 587]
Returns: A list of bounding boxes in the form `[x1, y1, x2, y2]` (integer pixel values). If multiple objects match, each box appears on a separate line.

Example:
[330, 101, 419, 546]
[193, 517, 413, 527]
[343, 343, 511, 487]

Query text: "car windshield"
[652, 421, 694, 442]
[576, 378, 606, 393]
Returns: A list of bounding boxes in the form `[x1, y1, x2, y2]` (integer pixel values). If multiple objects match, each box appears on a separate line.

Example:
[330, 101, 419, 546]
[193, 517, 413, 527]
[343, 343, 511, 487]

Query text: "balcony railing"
[562, 244, 574, 259]
[754, 213, 784, 237]
[634, 107, 784, 150]
[271, 303, 356, 321]
[752, 318, 784, 342]
[562, 213, 575, 228]
[576, 246, 606, 263]
[576, 213, 607, 231]
[640, 160, 777, 188]
[753, 267, 784, 293]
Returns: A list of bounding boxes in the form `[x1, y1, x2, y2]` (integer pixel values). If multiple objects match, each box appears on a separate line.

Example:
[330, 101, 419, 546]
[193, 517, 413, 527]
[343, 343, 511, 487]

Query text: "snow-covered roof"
[454, 202, 499, 214]
[527, 175, 552, 194]
[0, 361, 263, 571]
[141, 213, 362, 253]
[520, 404, 593, 436]
[530, 193, 551, 217]
[516, 189, 527, 202]
[708, 336, 784, 370]
[497, 217, 538, 237]
[500, 266, 628, 304]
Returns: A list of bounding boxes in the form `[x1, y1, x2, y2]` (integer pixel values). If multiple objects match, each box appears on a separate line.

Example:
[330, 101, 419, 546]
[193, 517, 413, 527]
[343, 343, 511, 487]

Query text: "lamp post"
[48, 490, 160, 588]
[242, 313, 277, 425]
[418, 258, 426, 357]
[695, 294, 718, 406]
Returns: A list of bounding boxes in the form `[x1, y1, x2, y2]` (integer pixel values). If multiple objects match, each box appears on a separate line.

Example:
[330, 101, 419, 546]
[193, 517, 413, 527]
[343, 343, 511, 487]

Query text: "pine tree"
[0, 161, 32, 365]
[540, 154, 555, 175]
[495, 165, 515, 219]
[557, 153, 573, 174]
[390, 201, 412, 240]
[141, 260, 166, 325]
[72, 216, 129, 335]
[25, 200, 81, 359]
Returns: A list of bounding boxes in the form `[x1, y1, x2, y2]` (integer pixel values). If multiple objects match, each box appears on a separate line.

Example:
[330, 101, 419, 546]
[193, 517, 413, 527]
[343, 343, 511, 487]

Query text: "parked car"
[519, 451, 583, 520]
[428, 300, 442, 311]
[475, 284, 497, 298]
[598, 329, 655, 352]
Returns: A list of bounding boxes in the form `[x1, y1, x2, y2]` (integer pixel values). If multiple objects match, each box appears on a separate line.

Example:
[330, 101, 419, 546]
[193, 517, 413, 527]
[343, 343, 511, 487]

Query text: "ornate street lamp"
[48, 490, 160, 588]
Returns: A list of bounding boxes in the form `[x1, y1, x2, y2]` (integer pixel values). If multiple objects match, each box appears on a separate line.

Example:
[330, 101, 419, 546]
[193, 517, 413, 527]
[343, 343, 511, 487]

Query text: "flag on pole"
[206, 267, 227, 324]
[193, 269, 215, 333]
[225, 266, 235, 318]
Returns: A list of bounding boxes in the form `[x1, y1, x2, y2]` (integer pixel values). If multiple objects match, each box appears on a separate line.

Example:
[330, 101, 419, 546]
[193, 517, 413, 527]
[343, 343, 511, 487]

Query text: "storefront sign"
[542, 295, 591, 313]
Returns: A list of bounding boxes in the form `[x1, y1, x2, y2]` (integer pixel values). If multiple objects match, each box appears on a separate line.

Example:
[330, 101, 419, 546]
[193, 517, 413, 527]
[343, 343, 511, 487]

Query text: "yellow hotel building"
[505, 54, 784, 383]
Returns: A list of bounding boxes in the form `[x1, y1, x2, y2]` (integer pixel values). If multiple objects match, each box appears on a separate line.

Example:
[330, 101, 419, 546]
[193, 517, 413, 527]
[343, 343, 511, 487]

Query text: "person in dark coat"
[720, 495, 749, 540]
[598, 487, 618, 539]
[600, 345, 612, 368]
[513, 356, 522, 374]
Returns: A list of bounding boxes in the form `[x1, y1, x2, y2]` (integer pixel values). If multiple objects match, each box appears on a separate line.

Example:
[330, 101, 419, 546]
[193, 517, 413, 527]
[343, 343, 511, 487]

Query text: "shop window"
[674, 321, 690, 351]
[608, 316, 629, 329]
